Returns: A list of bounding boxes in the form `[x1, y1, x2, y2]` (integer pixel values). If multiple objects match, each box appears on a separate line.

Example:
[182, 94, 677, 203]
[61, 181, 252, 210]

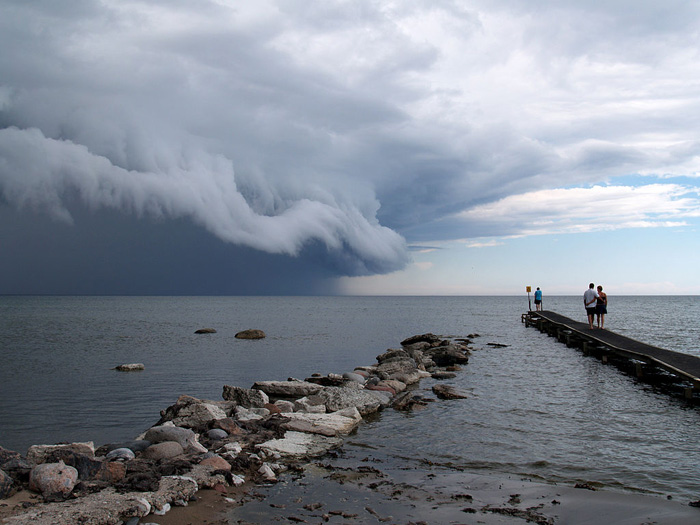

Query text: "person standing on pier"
[583, 283, 598, 329]
[596, 285, 608, 329]
[534, 287, 543, 311]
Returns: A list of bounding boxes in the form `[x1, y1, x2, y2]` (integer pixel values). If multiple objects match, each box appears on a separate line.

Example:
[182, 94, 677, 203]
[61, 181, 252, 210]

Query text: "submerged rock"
[114, 363, 145, 372]
[432, 384, 469, 400]
[194, 328, 217, 334]
[235, 329, 266, 339]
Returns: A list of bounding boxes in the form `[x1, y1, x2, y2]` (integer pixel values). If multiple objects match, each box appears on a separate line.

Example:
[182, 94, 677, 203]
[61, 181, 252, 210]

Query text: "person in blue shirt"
[534, 287, 543, 311]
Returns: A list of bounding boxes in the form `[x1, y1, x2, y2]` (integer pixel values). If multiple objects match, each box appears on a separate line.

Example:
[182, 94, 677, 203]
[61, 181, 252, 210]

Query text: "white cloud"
[457, 184, 700, 238]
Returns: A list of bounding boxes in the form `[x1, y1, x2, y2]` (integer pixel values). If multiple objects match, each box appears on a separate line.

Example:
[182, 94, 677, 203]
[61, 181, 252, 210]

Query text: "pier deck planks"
[525, 310, 700, 386]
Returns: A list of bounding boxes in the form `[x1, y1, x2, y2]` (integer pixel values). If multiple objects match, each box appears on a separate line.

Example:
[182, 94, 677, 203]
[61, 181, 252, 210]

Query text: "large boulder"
[143, 424, 207, 453]
[252, 380, 323, 398]
[222, 385, 270, 407]
[29, 461, 78, 499]
[316, 385, 382, 416]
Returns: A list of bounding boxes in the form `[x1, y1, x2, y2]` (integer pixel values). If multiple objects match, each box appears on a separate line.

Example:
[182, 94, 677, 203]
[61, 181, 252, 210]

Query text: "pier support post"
[635, 362, 643, 378]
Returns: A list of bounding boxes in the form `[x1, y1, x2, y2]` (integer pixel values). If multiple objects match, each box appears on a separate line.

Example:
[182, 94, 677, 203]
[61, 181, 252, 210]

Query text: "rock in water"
[235, 329, 266, 339]
[194, 328, 217, 334]
[114, 363, 145, 372]
[432, 384, 469, 400]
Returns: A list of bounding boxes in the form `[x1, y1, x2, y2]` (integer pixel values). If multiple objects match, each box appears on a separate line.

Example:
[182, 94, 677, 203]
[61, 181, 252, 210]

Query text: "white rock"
[257, 431, 343, 458]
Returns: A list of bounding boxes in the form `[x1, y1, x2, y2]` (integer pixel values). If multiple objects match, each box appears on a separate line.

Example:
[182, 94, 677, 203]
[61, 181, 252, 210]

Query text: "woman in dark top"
[596, 285, 608, 329]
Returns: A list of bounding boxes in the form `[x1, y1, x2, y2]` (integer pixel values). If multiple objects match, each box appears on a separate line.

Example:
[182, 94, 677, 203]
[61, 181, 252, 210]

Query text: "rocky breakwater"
[0, 333, 473, 524]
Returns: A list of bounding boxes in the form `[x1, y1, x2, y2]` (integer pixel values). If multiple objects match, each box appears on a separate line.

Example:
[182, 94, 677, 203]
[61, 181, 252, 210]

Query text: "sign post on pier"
[526, 286, 532, 311]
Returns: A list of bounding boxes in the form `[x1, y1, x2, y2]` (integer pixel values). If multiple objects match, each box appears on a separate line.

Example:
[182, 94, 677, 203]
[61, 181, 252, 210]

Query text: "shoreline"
[2, 332, 699, 524]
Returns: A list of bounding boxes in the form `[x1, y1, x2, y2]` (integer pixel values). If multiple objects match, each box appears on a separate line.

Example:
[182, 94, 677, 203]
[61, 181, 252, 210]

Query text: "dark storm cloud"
[2, 1, 700, 294]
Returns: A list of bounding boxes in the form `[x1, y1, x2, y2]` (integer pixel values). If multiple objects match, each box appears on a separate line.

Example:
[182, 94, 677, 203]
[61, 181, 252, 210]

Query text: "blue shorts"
[586, 307, 597, 316]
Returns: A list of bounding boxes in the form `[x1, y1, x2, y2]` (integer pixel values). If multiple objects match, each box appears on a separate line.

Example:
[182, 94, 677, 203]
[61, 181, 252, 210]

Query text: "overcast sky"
[1, 0, 699, 295]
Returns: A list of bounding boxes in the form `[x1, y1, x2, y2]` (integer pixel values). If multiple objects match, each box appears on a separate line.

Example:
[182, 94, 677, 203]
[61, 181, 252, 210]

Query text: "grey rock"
[141, 441, 184, 460]
[316, 386, 382, 416]
[158, 395, 233, 430]
[425, 344, 470, 366]
[222, 385, 270, 408]
[431, 371, 457, 379]
[194, 328, 216, 334]
[432, 384, 469, 400]
[274, 400, 295, 413]
[252, 380, 323, 398]
[257, 431, 343, 459]
[144, 424, 206, 453]
[342, 372, 365, 383]
[206, 429, 228, 440]
[105, 448, 136, 462]
[114, 363, 145, 371]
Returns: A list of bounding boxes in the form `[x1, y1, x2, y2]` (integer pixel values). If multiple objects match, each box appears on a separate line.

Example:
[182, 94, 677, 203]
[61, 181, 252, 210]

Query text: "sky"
[1, 0, 699, 296]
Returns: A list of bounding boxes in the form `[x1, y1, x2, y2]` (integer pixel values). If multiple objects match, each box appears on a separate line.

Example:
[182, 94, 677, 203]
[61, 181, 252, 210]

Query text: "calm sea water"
[1, 295, 699, 501]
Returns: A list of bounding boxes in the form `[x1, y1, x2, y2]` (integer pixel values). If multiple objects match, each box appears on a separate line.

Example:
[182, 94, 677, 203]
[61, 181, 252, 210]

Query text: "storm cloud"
[2, 1, 700, 293]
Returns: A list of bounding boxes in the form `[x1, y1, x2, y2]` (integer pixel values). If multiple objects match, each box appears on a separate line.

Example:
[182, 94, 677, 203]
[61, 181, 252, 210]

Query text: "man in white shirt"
[583, 283, 599, 329]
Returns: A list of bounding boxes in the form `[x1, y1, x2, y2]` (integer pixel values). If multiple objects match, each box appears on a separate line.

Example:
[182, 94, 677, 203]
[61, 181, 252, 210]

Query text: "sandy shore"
[126, 457, 700, 525]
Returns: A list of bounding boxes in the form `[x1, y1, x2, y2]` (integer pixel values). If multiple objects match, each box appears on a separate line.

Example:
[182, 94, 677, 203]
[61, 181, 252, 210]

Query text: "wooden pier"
[522, 310, 700, 401]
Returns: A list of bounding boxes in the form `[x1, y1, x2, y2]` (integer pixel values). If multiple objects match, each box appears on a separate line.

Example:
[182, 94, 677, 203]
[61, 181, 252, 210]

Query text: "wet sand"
[133, 458, 700, 525]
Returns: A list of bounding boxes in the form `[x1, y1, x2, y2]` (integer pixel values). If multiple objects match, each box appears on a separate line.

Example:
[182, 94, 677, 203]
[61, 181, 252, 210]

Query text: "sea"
[1, 295, 699, 502]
